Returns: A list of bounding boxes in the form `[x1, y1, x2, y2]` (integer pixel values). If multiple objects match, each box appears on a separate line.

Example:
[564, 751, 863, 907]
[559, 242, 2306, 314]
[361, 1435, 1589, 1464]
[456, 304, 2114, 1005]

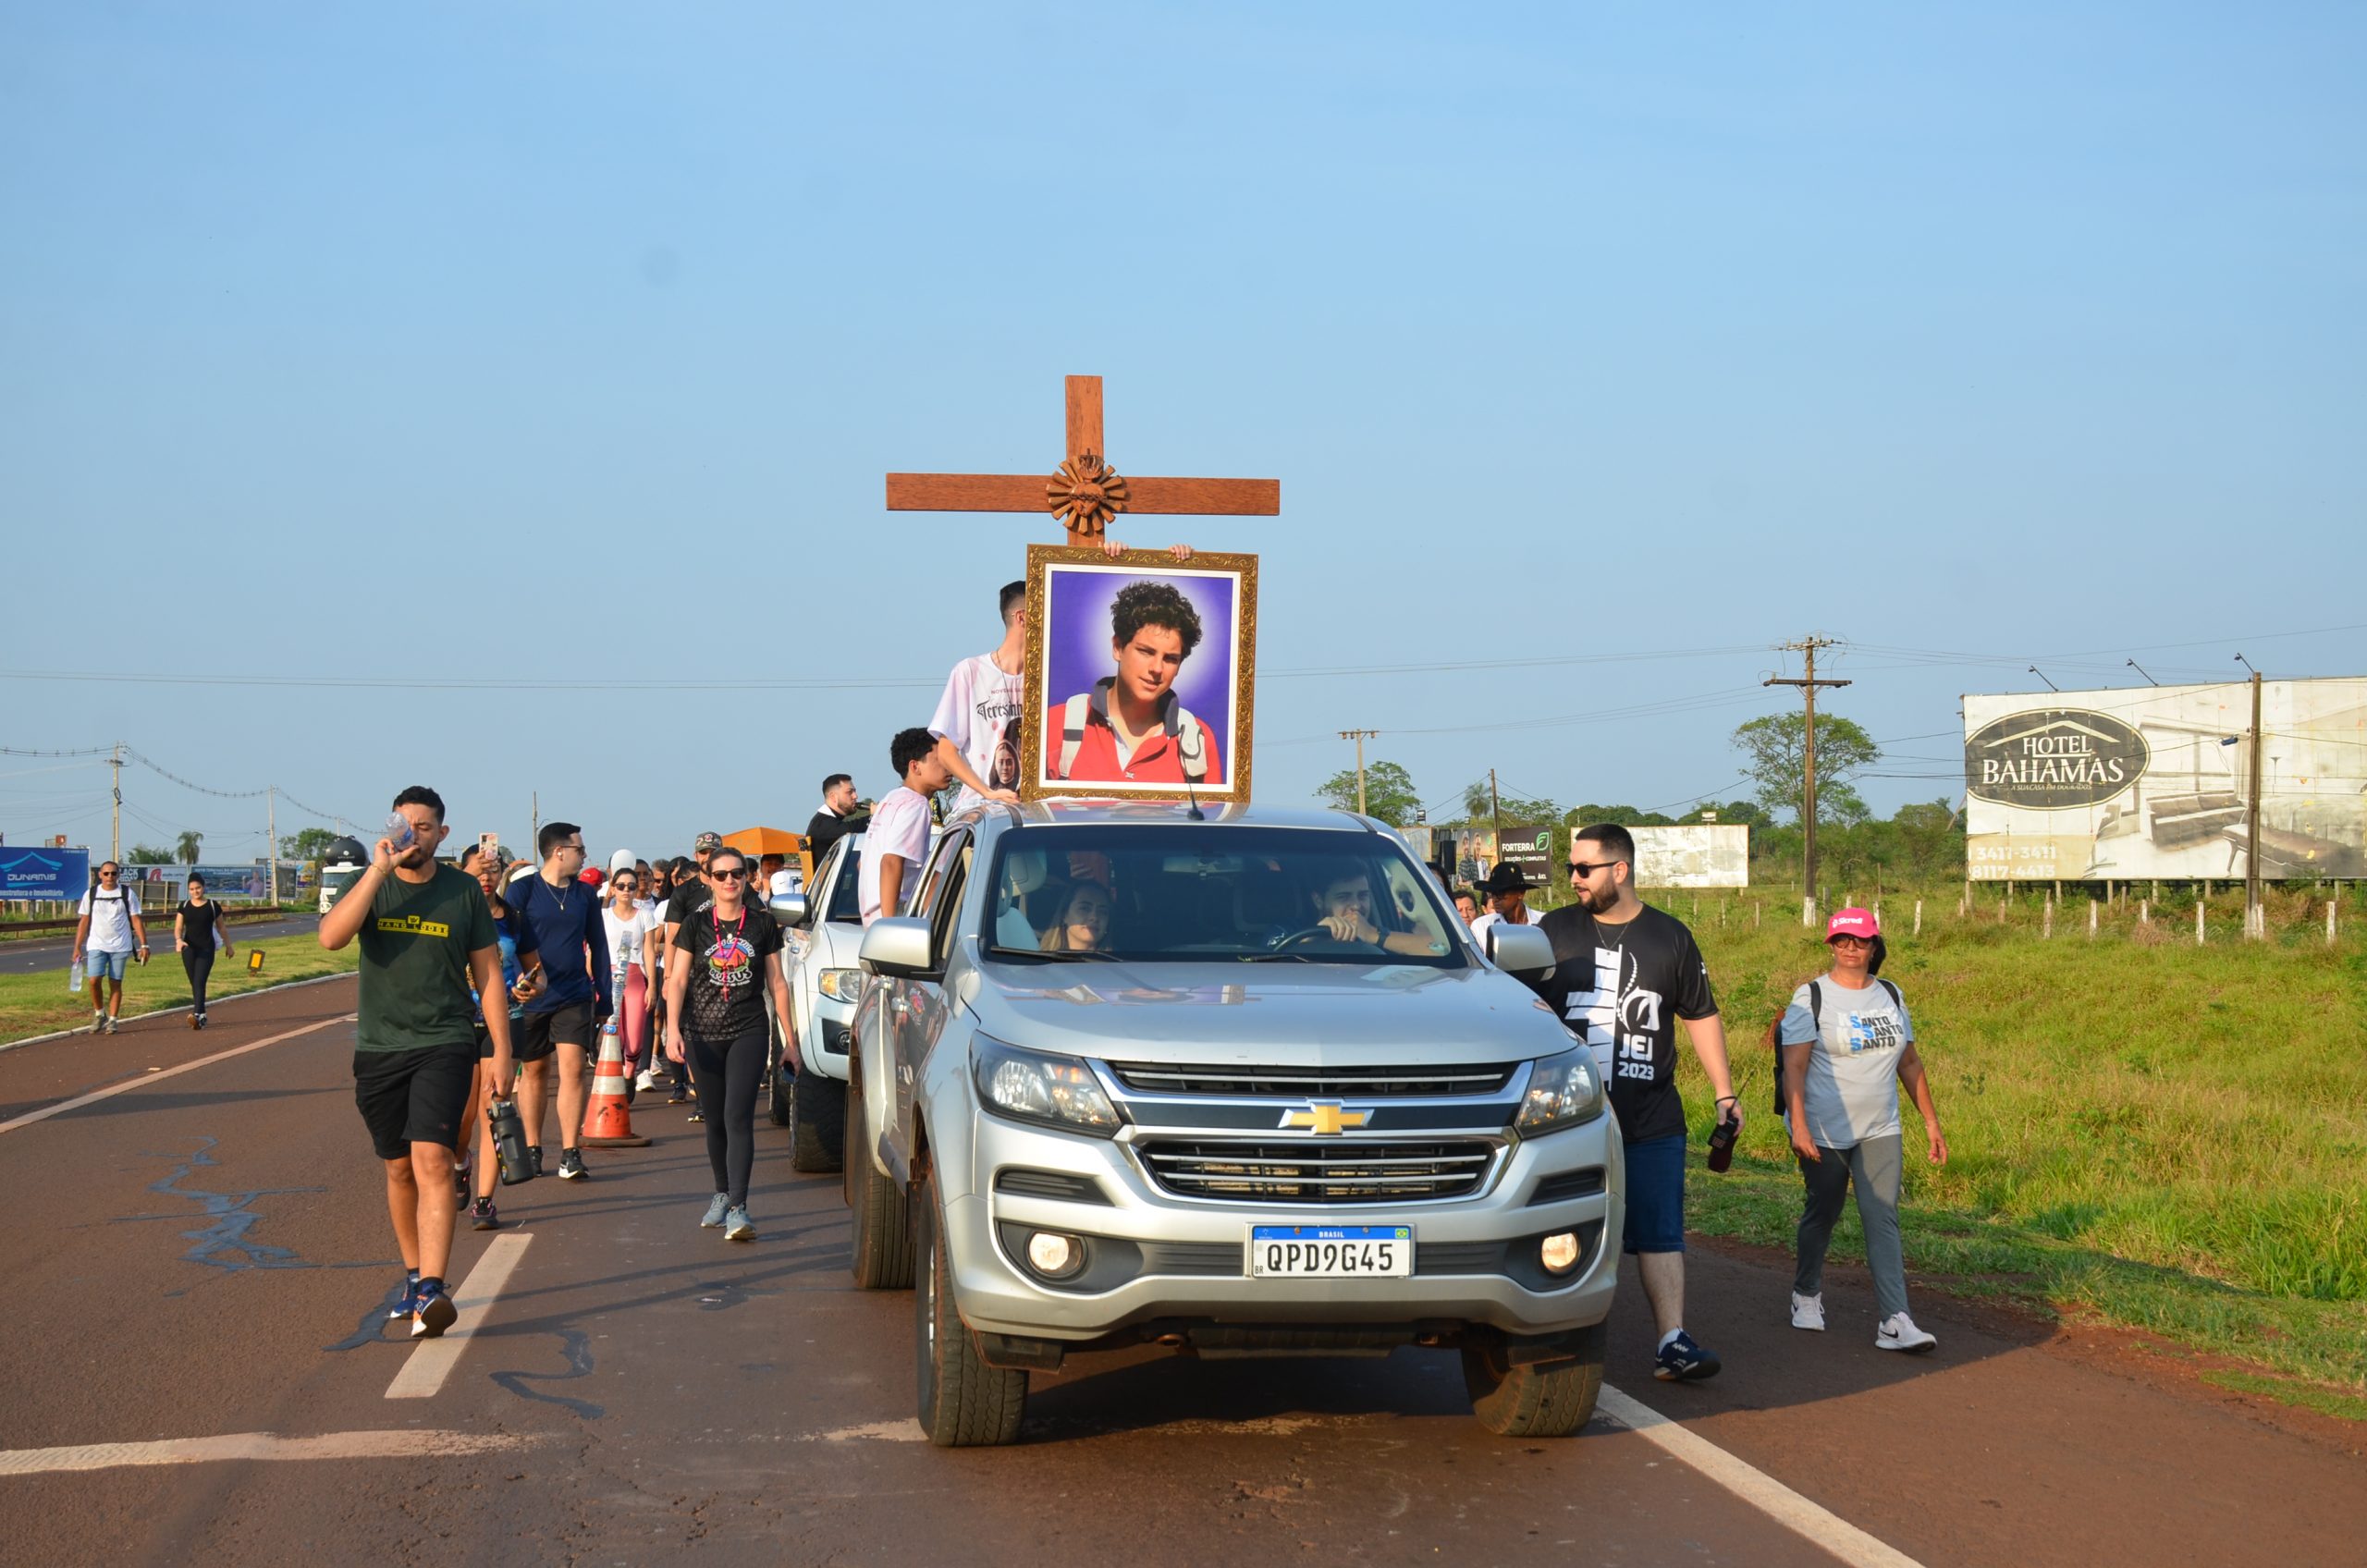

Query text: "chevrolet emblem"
[1280, 1101, 1370, 1135]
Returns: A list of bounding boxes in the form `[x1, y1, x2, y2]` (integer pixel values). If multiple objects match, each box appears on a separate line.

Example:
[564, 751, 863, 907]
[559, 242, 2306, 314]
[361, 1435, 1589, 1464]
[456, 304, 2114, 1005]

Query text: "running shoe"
[1653, 1330, 1723, 1381]
[90, 1009, 104, 1035]
[194, 1012, 208, 1030]
[530, 1145, 546, 1176]
[1876, 1313, 1937, 1354]
[635, 1069, 656, 1092]
[186, 1014, 199, 1031]
[666, 1089, 690, 1106]
[686, 1109, 704, 1123]
[411, 1285, 458, 1339]
[1790, 1292, 1826, 1331]
[701, 1193, 730, 1228]
[387, 1275, 421, 1322]
[102, 1018, 118, 1035]
[557, 1148, 587, 1181]
[724, 1206, 754, 1242]
[471, 1196, 500, 1231]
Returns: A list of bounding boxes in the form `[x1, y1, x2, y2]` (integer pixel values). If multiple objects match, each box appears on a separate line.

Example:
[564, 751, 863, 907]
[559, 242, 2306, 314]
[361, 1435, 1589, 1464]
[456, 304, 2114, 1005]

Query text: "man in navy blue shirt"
[507, 821, 613, 1181]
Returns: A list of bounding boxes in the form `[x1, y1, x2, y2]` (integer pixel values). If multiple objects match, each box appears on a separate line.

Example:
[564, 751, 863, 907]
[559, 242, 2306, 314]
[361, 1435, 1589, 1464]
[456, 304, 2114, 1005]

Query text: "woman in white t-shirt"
[1778, 907, 1948, 1354]
[602, 871, 660, 1083]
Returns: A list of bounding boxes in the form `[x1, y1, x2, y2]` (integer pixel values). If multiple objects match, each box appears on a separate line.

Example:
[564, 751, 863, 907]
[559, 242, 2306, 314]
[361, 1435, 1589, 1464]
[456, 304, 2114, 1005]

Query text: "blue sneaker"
[1654, 1329, 1723, 1382]
[411, 1284, 458, 1339]
[387, 1275, 421, 1322]
[724, 1206, 754, 1242]
[701, 1193, 730, 1228]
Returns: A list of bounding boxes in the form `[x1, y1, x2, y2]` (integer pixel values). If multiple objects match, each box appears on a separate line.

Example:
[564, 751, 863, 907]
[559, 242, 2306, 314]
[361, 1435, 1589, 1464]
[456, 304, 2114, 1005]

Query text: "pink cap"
[1825, 906, 1880, 941]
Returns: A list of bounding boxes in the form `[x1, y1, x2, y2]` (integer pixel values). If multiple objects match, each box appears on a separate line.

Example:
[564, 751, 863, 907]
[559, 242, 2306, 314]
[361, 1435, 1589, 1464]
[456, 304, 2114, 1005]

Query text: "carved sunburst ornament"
[1047, 452, 1129, 538]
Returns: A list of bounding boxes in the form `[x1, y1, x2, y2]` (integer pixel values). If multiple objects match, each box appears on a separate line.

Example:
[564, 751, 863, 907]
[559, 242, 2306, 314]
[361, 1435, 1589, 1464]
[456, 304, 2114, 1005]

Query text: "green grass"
[2198, 1370, 2367, 1423]
[1662, 883, 2367, 1403]
[0, 932, 357, 1044]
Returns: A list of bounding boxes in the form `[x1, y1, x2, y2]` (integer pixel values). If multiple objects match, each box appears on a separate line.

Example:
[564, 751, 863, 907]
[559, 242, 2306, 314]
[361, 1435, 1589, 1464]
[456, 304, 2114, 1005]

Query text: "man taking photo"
[319, 786, 514, 1338]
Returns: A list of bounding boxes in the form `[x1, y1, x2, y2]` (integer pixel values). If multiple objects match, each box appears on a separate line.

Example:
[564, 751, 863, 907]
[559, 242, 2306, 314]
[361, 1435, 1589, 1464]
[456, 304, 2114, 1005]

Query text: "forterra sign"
[1961, 680, 2367, 881]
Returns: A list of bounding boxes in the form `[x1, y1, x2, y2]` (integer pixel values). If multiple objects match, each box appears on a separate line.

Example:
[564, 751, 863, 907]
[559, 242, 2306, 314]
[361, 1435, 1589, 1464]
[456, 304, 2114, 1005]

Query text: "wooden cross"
[884, 374, 1279, 545]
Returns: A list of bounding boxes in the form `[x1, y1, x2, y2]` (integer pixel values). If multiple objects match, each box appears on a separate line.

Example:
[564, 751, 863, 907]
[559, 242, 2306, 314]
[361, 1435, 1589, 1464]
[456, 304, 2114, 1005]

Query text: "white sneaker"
[1790, 1292, 1826, 1331]
[1875, 1312, 1937, 1353]
[635, 1069, 656, 1091]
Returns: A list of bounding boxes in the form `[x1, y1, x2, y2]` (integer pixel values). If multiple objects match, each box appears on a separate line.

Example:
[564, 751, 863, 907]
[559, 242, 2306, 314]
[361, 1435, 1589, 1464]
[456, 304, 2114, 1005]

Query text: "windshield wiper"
[1235, 951, 1321, 963]
[989, 948, 1120, 963]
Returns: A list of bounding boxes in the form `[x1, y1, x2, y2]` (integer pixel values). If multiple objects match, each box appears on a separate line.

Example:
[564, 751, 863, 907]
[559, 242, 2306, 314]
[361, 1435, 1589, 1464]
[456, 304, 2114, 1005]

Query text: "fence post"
[2140, 899, 2149, 925]
[2089, 899, 2097, 939]
[2042, 896, 2053, 940]
[1914, 899, 1923, 937]
[2196, 900, 2206, 946]
[1755, 900, 1761, 928]
[1802, 896, 1815, 929]
[1999, 892, 2007, 924]
[2331, 900, 2338, 946]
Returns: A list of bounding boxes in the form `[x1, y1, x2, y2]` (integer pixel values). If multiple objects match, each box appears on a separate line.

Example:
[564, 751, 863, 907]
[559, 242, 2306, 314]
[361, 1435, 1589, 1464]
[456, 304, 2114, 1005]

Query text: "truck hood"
[962, 959, 1574, 1065]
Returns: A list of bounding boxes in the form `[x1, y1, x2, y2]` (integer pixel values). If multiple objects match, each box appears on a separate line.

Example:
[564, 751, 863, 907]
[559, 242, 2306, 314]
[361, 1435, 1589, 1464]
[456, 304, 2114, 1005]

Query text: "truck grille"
[1135, 1138, 1495, 1203]
[1109, 1062, 1515, 1097]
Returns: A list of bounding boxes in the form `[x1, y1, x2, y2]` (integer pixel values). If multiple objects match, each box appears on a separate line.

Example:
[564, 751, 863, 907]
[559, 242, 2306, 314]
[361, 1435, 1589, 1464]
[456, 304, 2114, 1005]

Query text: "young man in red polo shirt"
[1042, 580, 1223, 789]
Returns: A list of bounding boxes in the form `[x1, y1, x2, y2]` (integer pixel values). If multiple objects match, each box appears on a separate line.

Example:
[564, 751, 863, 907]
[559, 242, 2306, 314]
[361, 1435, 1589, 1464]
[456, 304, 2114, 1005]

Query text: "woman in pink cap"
[1777, 906, 1948, 1353]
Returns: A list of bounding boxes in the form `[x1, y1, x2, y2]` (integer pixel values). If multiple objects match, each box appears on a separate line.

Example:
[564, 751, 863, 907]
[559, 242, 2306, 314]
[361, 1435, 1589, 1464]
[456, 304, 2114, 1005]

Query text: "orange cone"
[579, 1024, 652, 1147]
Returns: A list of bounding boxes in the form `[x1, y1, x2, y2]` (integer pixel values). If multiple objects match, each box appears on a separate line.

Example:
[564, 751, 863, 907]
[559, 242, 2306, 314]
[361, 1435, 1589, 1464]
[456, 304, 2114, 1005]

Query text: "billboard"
[1497, 824, 1553, 889]
[1963, 679, 2367, 880]
[1632, 826, 1750, 888]
[0, 846, 91, 901]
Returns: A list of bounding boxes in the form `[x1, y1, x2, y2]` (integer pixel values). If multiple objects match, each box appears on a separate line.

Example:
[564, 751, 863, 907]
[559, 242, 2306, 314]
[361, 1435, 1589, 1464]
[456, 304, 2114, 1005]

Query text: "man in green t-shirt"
[320, 784, 516, 1339]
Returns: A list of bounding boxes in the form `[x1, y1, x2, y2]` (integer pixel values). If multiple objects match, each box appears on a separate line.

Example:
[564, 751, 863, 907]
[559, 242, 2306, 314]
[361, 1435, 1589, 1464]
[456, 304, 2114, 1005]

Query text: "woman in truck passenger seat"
[1038, 881, 1113, 953]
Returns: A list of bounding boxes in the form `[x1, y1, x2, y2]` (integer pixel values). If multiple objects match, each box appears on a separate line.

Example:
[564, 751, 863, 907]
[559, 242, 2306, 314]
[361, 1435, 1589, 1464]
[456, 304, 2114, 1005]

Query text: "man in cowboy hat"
[1468, 862, 1544, 942]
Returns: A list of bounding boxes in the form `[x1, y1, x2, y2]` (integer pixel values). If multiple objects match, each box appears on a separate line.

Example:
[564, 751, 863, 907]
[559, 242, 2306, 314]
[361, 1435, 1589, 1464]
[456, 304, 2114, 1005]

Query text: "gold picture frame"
[1020, 545, 1257, 806]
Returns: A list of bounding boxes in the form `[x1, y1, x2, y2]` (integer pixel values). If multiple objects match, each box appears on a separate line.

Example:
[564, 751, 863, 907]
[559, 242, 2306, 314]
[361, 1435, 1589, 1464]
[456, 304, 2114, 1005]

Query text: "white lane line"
[0, 1013, 356, 1134]
[0, 1428, 543, 1477]
[1597, 1384, 1928, 1568]
[385, 1231, 535, 1401]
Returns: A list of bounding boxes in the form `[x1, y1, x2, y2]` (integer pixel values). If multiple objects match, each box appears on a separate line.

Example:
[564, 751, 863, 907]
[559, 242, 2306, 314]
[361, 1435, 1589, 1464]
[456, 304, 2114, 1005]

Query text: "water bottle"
[383, 812, 415, 854]
[67, 957, 85, 994]
[489, 1098, 535, 1185]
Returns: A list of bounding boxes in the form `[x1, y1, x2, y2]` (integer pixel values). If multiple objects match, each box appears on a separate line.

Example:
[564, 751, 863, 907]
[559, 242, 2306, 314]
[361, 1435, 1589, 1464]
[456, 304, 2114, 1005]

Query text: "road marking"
[0, 1428, 542, 1477]
[0, 1012, 356, 1133]
[1597, 1383, 1927, 1568]
[385, 1231, 535, 1400]
[801, 1418, 926, 1442]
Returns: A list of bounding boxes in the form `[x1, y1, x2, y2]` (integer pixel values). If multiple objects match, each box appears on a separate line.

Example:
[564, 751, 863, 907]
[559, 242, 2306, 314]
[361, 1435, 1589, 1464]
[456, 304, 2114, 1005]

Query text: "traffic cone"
[580, 1024, 652, 1147]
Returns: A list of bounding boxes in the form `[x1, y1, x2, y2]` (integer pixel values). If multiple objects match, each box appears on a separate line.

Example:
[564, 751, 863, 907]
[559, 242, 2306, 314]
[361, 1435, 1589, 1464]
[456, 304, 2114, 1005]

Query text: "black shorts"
[353, 1043, 475, 1160]
[515, 1000, 593, 1062]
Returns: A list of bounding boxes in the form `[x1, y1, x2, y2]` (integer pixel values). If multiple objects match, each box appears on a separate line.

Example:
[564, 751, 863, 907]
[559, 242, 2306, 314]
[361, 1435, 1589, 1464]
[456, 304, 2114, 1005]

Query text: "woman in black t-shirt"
[173, 874, 235, 1030]
[661, 849, 791, 1241]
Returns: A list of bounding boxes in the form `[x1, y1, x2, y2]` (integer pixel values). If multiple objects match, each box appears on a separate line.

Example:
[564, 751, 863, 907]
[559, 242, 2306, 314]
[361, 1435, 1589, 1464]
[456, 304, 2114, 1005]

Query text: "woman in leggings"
[172, 873, 234, 1029]
[662, 848, 791, 1241]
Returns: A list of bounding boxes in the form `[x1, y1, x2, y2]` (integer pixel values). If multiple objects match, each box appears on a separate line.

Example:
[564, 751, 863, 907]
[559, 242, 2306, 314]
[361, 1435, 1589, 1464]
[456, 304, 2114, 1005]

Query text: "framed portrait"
[1021, 545, 1257, 805]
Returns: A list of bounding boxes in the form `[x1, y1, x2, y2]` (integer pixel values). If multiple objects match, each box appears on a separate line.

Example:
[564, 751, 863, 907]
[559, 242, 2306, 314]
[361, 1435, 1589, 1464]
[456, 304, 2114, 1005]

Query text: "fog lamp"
[1025, 1231, 1084, 1280]
[1539, 1231, 1582, 1275]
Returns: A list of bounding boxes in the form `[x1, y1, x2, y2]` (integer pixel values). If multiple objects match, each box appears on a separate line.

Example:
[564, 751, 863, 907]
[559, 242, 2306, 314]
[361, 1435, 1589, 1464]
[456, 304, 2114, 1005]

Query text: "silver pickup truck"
[839, 802, 1623, 1446]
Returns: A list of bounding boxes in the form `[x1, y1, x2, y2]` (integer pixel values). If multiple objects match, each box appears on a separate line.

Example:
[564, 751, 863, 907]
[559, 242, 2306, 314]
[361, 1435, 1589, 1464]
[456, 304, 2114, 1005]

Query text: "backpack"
[1054, 681, 1209, 784]
[1772, 977, 1903, 1115]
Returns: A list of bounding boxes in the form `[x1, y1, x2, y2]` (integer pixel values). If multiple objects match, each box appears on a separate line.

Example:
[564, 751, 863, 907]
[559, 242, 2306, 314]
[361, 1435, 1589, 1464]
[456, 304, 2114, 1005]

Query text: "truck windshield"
[984, 826, 1467, 968]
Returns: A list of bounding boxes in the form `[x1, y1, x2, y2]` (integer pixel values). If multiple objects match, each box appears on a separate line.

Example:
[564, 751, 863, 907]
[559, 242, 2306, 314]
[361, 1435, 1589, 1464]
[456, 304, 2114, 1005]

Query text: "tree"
[281, 827, 342, 863]
[1459, 779, 1559, 828]
[175, 830, 203, 864]
[127, 843, 173, 864]
[1729, 712, 1881, 827]
[1315, 760, 1421, 827]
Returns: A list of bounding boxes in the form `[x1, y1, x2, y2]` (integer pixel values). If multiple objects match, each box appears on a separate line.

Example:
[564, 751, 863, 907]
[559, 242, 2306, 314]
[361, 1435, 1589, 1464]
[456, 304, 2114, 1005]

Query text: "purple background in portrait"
[1042, 566, 1236, 783]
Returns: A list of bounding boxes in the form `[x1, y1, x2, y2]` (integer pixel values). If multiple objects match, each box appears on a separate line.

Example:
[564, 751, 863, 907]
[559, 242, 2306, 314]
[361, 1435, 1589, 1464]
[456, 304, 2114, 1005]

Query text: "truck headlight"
[1515, 1047, 1605, 1136]
[972, 1036, 1121, 1136]
[815, 968, 862, 1002]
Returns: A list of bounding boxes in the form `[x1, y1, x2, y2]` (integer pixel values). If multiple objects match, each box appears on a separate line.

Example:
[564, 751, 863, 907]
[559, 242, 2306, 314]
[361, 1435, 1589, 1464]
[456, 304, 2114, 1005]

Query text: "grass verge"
[1664, 885, 2367, 1404]
[0, 932, 357, 1044]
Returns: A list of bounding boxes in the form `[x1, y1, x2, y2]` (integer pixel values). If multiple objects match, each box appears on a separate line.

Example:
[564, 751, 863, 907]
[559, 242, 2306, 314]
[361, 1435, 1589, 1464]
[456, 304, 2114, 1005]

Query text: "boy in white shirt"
[858, 728, 952, 925]
[929, 580, 1027, 815]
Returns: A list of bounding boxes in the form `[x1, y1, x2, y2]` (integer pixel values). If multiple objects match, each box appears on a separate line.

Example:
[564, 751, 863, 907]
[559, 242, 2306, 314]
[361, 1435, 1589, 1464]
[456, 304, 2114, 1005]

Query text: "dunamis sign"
[1964, 709, 2150, 810]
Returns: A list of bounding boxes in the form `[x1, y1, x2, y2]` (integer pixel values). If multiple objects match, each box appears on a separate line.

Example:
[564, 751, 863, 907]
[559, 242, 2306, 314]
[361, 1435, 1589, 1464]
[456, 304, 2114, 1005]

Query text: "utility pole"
[109, 741, 123, 865]
[2245, 667, 2264, 938]
[1764, 638, 1851, 918]
[267, 786, 279, 909]
[1338, 729, 1380, 816]
[531, 790, 540, 855]
[1489, 768, 1503, 868]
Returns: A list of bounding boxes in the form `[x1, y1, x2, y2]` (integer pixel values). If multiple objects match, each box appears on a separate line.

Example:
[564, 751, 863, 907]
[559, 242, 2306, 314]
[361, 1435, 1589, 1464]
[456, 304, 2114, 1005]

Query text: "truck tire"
[914, 1168, 1026, 1446]
[848, 1072, 914, 1290]
[767, 1038, 792, 1127]
[789, 1072, 845, 1173]
[1461, 1320, 1606, 1439]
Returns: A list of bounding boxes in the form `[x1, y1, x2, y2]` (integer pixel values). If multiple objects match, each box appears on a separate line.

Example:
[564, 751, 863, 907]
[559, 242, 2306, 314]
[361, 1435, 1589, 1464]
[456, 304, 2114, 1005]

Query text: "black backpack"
[1772, 977, 1903, 1115]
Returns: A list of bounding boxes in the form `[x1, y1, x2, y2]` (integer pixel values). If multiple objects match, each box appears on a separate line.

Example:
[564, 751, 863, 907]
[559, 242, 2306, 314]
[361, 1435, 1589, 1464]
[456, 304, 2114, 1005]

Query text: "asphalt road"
[1, 976, 2360, 1566]
[0, 913, 315, 974]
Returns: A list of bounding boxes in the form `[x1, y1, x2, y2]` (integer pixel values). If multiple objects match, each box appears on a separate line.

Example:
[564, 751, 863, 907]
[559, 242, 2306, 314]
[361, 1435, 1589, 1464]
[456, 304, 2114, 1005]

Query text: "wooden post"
[2053, 878, 2062, 903]
[2196, 900, 2206, 946]
[1754, 900, 1761, 928]
[2245, 669, 2264, 939]
[2042, 896, 2053, 940]
[2330, 900, 2339, 946]
[2089, 899, 2098, 939]
[1802, 895, 1815, 929]
[1913, 899, 1923, 937]
[1999, 892, 2008, 924]
[2140, 899, 2149, 925]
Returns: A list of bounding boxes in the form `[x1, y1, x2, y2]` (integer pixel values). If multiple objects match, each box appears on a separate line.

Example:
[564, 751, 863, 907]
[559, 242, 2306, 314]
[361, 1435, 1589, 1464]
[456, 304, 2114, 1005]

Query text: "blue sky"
[4, 3, 2361, 862]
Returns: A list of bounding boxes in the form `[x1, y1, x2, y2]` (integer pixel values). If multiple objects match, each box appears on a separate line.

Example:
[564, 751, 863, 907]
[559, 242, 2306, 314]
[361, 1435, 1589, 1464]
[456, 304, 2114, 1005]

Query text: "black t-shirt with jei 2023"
[679, 902, 782, 1039]
[1527, 903, 1719, 1145]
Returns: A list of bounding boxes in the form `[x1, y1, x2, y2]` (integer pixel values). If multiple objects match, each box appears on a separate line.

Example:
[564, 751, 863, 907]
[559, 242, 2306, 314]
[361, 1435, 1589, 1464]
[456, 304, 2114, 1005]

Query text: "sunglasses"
[1829, 933, 1875, 948]
[710, 866, 748, 880]
[613, 880, 638, 892]
[1568, 861, 1622, 879]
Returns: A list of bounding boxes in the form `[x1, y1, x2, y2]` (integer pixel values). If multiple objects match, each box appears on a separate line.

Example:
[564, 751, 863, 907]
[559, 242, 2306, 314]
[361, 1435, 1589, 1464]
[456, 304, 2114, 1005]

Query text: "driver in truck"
[1312, 869, 1452, 958]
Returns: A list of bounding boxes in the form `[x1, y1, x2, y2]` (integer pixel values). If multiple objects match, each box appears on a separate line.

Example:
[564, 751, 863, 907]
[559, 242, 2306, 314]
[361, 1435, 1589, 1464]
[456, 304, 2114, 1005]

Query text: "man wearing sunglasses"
[506, 820, 614, 1182]
[72, 861, 149, 1034]
[1522, 822, 1739, 1385]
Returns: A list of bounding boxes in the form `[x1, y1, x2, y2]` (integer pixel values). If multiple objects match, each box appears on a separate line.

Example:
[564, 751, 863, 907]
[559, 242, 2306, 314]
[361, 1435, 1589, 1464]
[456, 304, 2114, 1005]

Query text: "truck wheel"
[790, 1072, 845, 1173]
[914, 1168, 1025, 1446]
[1461, 1320, 1606, 1439]
[848, 1076, 914, 1290]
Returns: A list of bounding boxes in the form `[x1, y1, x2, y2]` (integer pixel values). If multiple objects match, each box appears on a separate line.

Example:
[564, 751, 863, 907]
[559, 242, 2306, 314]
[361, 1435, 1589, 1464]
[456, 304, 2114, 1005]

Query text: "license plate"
[1247, 1224, 1413, 1279]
